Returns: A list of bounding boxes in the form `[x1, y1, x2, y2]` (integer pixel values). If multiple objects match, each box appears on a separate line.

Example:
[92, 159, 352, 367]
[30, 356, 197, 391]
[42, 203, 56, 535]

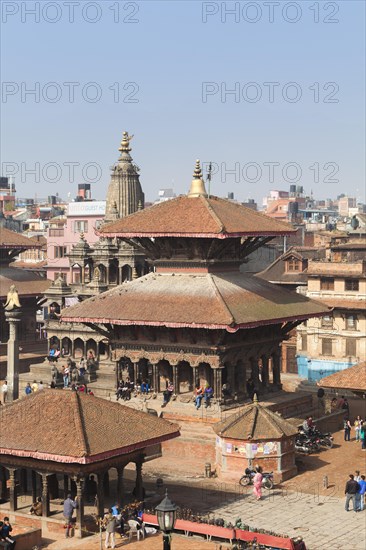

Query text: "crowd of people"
[116, 378, 150, 401]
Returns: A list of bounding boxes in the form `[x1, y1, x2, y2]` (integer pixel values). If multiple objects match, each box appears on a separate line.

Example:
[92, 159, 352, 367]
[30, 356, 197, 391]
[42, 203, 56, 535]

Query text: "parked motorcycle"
[295, 433, 319, 454]
[298, 428, 333, 449]
[239, 468, 274, 490]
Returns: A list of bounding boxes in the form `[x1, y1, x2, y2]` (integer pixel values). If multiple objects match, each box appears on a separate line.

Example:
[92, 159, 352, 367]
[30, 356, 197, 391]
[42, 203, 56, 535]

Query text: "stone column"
[5, 309, 21, 402]
[172, 364, 178, 394]
[75, 477, 85, 538]
[216, 368, 223, 401]
[41, 473, 50, 517]
[192, 366, 199, 388]
[71, 340, 75, 359]
[133, 363, 139, 384]
[8, 468, 17, 512]
[96, 473, 105, 518]
[96, 341, 100, 361]
[134, 461, 143, 501]
[116, 466, 125, 506]
[152, 363, 158, 393]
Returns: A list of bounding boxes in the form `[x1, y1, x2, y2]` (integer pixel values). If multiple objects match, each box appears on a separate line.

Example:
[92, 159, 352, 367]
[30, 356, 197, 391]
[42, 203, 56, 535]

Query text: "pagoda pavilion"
[0, 390, 179, 537]
[61, 161, 328, 400]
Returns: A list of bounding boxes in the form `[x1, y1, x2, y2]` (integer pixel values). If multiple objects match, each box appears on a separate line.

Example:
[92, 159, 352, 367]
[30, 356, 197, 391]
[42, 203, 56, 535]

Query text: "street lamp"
[155, 490, 177, 550]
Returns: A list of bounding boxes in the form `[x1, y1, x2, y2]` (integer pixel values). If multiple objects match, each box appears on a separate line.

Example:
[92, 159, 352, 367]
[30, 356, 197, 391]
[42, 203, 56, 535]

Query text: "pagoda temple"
[61, 160, 328, 400]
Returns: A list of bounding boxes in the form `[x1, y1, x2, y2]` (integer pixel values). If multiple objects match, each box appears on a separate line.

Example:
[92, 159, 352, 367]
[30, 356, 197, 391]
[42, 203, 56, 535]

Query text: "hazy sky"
[1, 1, 365, 205]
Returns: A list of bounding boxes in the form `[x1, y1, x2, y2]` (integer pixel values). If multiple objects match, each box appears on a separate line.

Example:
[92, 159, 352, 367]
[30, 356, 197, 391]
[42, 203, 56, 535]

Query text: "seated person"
[203, 384, 214, 408]
[29, 496, 43, 516]
[140, 380, 150, 395]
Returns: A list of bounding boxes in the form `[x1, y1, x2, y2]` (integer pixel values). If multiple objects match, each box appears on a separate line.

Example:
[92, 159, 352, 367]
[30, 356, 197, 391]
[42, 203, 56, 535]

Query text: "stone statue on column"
[3, 285, 22, 402]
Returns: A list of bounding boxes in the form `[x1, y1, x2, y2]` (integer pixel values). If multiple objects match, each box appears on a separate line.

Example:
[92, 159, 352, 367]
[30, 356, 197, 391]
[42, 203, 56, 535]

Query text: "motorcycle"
[239, 468, 274, 490]
[295, 433, 319, 454]
[299, 428, 333, 450]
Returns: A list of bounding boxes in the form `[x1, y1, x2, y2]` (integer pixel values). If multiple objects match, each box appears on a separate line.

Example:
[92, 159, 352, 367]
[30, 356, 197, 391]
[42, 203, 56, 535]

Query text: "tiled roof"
[318, 362, 366, 392]
[0, 227, 42, 249]
[0, 390, 180, 464]
[99, 195, 295, 238]
[61, 272, 328, 331]
[257, 247, 326, 285]
[214, 399, 298, 440]
[0, 267, 51, 298]
[320, 298, 366, 311]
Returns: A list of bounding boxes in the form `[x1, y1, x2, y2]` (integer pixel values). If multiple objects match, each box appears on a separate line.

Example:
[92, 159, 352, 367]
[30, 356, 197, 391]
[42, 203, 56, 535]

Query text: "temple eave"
[99, 230, 295, 239]
[0, 432, 179, 465]
[61, 311, 328, 333]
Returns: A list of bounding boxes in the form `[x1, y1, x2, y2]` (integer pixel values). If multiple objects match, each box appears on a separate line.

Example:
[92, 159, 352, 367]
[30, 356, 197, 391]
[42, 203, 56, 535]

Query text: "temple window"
[74, 220, 88, 233]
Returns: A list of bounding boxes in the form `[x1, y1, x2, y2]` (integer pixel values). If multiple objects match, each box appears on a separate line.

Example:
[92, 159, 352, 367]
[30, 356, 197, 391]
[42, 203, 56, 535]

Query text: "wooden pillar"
[212, 368, 218, 397]
[71, 340, 75, 359]
[83, 340, 87, 358]
[216, 368, 223, 400]
[31, 470, 37, 502]
[8, 468, 17, 512]
[134, 461, 143, 501]
[41, 473, 50, 517]
[75, 477, 85, 538]
[96, 473, 105, 517]
[0, 466, 7, 500]
[172, 364, 178, 394]
[63, 475, 69, 499]
[261, 355, 269, 389]
[96, 341, 100, 361]
[192, 366, 199, 388]
[116, 466, 125, 506]
[273, 350, 282, 387]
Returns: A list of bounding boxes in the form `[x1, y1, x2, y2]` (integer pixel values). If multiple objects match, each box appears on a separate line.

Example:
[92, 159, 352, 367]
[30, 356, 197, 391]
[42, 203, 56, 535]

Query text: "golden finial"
[119, 131, 134, 154]
[137, 200, 143, 211]
[253, 393, 258, 403]
[188, 159, 208, 198]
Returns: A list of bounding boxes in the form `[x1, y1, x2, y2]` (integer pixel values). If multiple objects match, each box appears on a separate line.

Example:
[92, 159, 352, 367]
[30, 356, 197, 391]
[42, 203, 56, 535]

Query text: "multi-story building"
[46, 199, 105, 282]
[297, 257, 366, 381]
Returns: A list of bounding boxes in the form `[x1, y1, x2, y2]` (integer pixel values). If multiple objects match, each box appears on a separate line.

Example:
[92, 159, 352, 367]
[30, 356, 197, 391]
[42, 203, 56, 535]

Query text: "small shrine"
[214, 396, 298, 481]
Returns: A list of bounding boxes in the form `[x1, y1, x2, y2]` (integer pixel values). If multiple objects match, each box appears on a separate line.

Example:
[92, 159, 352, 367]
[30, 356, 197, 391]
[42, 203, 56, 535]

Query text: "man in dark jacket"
[345, 474, 359, 512]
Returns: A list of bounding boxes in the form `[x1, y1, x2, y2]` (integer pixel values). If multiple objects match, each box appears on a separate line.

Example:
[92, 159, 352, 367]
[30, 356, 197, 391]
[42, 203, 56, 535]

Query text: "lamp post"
[155, 490, 177, 550]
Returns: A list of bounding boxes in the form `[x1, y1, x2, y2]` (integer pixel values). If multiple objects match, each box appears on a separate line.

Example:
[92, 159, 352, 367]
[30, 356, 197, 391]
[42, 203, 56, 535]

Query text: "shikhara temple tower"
[62, 160, 328, 400]
[105, 131, 145, 223]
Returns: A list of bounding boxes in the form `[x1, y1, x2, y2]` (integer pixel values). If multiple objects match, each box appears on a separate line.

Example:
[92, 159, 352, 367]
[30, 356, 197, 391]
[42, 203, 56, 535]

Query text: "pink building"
[46, 200, 105, 282]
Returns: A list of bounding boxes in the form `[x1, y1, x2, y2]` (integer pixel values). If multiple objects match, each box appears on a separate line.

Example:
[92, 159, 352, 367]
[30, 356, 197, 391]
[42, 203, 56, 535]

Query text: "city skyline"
[1, 1, 365, 204]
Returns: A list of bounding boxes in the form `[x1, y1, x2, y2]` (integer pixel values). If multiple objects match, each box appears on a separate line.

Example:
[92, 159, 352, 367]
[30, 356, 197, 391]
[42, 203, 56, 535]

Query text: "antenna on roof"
[206, 162, 212, 198]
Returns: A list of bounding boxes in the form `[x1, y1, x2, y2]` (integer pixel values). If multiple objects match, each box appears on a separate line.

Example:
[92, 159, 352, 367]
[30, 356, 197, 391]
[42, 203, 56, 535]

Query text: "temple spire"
[118, 131, 133, 157]
[187, 160, 208, 198]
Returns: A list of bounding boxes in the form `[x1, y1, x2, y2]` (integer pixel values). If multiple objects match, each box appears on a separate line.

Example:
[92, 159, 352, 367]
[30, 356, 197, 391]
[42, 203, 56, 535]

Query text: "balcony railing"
[49, 228, 64, 237]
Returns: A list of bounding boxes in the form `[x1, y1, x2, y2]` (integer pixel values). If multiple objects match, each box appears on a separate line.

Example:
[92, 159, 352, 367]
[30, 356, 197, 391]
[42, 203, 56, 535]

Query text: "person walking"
[357, 475, 366, 511]
[253, 466, 263, 501]
[345, 474, 359, 512]
[25, 382, 32, 396]
[344, 417, 352, 441]
[104, 509, 117, 549]
[194, 384, 204, 410]
[361, 422, 366, 450]
[63, 494, 77, 537]
[354, 416, 363, 442]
